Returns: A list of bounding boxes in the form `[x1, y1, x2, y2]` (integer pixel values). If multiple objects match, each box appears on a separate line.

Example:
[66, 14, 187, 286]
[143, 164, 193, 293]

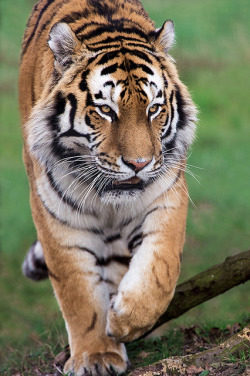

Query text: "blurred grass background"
[0, 0, 249, 365]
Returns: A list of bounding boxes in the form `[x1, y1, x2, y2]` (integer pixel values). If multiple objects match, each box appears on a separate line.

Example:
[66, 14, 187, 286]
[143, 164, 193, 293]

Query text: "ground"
[2, 320, 249, 375]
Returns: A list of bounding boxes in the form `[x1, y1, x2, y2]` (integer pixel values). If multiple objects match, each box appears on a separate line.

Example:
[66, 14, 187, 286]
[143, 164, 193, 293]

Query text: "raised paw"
[106, 293, 156, 342]
[63, 346, 128, 376]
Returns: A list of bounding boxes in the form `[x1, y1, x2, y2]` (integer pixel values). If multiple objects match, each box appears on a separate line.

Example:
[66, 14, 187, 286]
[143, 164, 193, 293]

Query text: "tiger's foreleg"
[106, 176, 188, 342]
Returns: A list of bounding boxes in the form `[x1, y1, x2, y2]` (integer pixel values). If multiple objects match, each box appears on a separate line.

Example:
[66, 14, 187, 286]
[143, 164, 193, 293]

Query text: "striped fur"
[19, 0, 197, 374]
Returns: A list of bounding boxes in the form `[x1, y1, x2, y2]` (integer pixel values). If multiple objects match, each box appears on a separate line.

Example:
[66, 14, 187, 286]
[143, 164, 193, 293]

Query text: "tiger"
[19, 0, 197, 374]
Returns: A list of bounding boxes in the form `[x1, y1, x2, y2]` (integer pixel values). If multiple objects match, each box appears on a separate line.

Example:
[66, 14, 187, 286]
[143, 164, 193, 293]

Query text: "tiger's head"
[28, 20, 197, 206]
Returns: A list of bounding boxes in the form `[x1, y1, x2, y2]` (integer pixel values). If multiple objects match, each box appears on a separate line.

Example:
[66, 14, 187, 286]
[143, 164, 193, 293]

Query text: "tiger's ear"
[48, 23, 80, 72]
[153, 20, 175, 54]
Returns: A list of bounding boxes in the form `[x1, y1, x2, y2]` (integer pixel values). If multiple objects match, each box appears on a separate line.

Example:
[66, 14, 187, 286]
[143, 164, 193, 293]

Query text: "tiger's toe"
[63, 349, 128, 376]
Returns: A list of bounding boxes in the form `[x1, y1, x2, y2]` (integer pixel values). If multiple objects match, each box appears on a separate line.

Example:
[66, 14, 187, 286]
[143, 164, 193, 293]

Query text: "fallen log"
[145, 249, 250, 336]
[129, 326, 250, 376]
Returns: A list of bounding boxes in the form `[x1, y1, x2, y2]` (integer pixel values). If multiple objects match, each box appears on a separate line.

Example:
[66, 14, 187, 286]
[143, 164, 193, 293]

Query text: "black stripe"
[163, 168, 182, 193]
[37, 190, 99, 228]
[103, 278, 116, 286]
[59, 10, 90, 24]
[86, 91, 94, 106]
[101, 63, 118, 76]
[75, 21, 103, 36]
[97, 50, 121, 65]
[126, 41, 155, 51]
[128, 231, 157, 253]
[91, 139, 104, 149]
[103, 81, 115, 88]
[87, 43, 121, 53]
[175, 87, 187, 129]
[86, 312, 97, 333]
[162, 91, 174, 140]
[127, 60, 154, 75]
[21, 0, 55, 57]
[60, 128, 91, 139]
[94, 91, 104, 99]
[87, 0, 117, 17]
[48, 91, 66, 133]
[78, 246, 100, 258]
[94, 46, 155, 68]
[119, 217, 134, 229]
[77, 25, 148, 43]
[157, 90, 163, 98]
[96, 255, 131, 267]
[128, 224, 142, 240]
[143, 207, 160, 221]
[105, 233, 121, 243]
[88, 43, 154, 66]
[88, 35, 151, 47]
[122, 48, 153, 64]
[58, 94, 91, 140]
[51, 134, 80, 160]
[163, 137, 176, 153]
[82, 227, 104, 235]
[46, 168, 83, 211]
[48, 269, 60, 281]
[130, 239, 143, 252]
[85, 114, 96, 129]
[164, 78, 169, 88]
[56, 91, 67, 114]
[75, 246, 130, 267]
[37, 190, 68, 224]
[127, 207, 161, 241]
[68, 93, 77, 127]
[79, 69, 90, 92]
[128, 233, 142, 252]
[161, 114, 169, 139]
[91, 132, 102, 142]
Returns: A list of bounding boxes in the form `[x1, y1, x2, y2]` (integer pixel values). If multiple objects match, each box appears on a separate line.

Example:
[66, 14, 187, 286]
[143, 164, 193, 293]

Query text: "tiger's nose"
[122, 158, 152, 172]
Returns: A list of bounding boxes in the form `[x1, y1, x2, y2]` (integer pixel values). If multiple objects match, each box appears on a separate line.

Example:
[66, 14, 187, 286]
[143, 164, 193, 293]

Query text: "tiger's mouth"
[113, 176, 141, 186]
[104, 176, 144, 192]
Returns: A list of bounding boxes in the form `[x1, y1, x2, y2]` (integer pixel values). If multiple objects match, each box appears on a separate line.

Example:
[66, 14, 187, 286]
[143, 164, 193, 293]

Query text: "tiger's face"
[76, 48, 168, 191]
[29, 22, 196, 204]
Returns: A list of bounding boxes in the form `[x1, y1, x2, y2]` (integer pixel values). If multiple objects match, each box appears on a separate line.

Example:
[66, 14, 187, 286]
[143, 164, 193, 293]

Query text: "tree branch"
[129, 326, 250, 376]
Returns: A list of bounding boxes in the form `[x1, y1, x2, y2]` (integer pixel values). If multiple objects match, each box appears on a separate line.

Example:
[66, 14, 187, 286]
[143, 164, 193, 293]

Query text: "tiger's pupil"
[101, 105, 111, 113]
[149, 104, 159, 114]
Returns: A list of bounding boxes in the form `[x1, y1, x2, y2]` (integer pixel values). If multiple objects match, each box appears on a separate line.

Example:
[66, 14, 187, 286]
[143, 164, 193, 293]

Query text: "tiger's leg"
[107, 176, 188, 342]
[39, 238, 128, 375]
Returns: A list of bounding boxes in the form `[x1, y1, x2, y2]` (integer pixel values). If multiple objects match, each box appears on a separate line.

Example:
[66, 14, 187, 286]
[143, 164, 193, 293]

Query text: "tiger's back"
[19, 1, 197, 374]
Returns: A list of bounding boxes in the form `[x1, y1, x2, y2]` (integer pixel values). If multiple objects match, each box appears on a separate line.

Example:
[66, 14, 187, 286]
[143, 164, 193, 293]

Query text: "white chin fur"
[100, 189, 142, 206]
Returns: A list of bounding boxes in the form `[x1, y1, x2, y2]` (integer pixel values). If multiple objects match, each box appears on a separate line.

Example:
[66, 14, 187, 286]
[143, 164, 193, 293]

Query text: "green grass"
[127, 329, 184, 369]
[0, 0, 250, 372]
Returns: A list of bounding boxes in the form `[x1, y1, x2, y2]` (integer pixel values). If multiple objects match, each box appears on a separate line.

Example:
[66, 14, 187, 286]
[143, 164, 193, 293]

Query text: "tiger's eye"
[101, 105, 111, 113]
[149, 104, 160, 115]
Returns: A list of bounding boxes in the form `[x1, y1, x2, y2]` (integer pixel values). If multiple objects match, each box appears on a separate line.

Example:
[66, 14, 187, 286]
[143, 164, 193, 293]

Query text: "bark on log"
[129, 326, 250, 376]
[145, 250, 250, 336]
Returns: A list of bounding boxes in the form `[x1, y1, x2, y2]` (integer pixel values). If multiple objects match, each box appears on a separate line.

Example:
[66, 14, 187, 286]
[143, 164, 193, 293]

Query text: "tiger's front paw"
[63, 345, 128, 376]
[106, 292, 156, 342]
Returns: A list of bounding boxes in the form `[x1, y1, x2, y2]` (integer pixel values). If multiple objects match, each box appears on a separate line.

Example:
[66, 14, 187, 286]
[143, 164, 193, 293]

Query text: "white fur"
[48, 23, 77, 65]
[156, 20, 175, 53]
